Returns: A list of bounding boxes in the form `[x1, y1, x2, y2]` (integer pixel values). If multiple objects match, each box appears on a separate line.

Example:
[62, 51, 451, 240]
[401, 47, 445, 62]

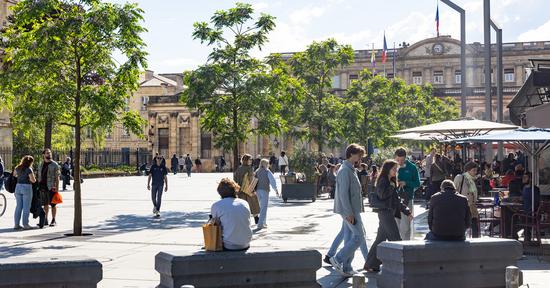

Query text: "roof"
[508, 59, 550, 125]
[141, 74, 177, 87]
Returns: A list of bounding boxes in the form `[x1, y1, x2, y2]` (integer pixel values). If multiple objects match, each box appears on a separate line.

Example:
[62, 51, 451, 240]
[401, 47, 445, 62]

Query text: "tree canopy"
[0, 0, 148, 235]
[182, 3, 296, 169]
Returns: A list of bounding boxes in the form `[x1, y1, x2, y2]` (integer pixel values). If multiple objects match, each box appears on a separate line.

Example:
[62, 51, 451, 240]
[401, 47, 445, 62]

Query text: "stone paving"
[0, 173, 549, 287]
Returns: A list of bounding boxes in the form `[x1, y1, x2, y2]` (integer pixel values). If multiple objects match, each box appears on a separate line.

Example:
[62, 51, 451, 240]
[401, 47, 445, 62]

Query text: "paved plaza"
[1, 173, 549, 287]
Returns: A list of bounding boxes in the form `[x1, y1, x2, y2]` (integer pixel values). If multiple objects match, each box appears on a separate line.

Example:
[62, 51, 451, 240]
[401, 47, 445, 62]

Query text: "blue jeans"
[335, 213, 366, 272]
[186, 165, 192, 177]
[328, 219, 368, 261]
[256, 189, 269, 227]
[14, 183, 32, 227]
[151, 183, 164, 211]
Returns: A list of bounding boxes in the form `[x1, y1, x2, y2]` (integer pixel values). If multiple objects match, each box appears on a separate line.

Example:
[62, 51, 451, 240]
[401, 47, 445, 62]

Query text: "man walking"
[424, 149, 435, 202]
[329, 144, 366, 277]
[170, 154, 178, 175]
[395, 148, 420, 240]
[184, 154, 193, 177]
[195, 156, 202, 173]
[147, 156, 168, 217]
[61, 157, 72, 191]
[178, 155, 184, 173]
[37, 149, 60, 226]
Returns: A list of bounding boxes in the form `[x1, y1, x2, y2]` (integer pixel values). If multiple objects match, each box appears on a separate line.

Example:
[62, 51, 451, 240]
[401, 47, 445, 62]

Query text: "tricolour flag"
[370, 43, 376, 73]
[435, 2, 440, 37]
[382, 33, 388, 64]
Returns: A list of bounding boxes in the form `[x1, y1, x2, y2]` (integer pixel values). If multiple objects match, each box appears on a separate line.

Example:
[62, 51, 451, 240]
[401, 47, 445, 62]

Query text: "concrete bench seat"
[377, 238, 523, 288]
[0, 256, 102, 288]
[155, 248, 321, 288]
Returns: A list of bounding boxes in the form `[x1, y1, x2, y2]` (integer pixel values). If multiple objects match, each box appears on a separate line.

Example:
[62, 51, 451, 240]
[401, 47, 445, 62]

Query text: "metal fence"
[0, 147, 153, 170]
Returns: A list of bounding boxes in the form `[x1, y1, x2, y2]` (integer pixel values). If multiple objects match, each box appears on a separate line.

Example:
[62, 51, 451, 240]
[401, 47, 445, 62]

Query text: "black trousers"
[365, 209, 402, 269]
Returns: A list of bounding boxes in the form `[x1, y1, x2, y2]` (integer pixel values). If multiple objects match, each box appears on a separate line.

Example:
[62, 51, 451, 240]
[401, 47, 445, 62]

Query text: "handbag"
[51, 191, 63, 204]
[243, 177, 258, 196]
[202, 218, 223, 251]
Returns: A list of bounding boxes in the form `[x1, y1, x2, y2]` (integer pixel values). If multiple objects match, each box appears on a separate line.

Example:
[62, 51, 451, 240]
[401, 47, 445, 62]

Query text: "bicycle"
[0, 190, 6, 217]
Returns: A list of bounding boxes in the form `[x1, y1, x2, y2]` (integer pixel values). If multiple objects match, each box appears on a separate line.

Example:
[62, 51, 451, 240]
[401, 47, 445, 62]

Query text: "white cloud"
[289, 6, 325, 25]
[158, 57, 201, 69]
[252, 2, 269, 12]
[518, 20, 550, 42]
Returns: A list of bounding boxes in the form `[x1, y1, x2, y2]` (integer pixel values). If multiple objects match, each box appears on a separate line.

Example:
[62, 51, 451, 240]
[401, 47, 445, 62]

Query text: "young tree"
[342, 70, 459, 147]
[0, 0, 147, 235]
[288, 39, 354, 152]
[183, 3, 293, 170]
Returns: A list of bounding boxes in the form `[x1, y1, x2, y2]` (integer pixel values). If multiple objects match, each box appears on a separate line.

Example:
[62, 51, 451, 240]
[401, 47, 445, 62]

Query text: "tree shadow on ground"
[85, 211, 209, 233]
[0, 246, 34, 258]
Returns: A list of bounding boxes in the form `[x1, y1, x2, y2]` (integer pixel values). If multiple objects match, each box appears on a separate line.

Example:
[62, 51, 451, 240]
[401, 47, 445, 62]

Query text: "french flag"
[382, 33, 388, 64]
[435, 3, 440, 37]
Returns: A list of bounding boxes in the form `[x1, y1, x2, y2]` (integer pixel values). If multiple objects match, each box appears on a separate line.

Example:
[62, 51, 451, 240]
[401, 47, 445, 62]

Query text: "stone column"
[169, 112, 178, 157]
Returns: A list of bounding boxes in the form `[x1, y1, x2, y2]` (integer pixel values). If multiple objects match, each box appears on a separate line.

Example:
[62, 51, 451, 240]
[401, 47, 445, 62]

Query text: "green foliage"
[289, 146, 320, 183]
[0, 0, 148, 235]
[288, 39, 354, 151]
[182, 3, 293, 169]
[342, 70, 459, 148]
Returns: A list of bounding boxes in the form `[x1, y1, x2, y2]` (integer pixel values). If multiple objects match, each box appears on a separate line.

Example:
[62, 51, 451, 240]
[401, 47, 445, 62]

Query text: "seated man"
[426, 180, 472, 241]
[211, 178, 253, 251]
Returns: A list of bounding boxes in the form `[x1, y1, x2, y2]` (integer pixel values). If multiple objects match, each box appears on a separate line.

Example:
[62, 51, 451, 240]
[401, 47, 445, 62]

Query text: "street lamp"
[441, 0, 467, 117]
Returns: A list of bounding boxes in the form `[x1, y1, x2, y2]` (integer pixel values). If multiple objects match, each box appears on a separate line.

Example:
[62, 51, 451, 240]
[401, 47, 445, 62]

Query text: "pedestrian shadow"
[86, 211, 209, 233]
[0, 246, 34, 258]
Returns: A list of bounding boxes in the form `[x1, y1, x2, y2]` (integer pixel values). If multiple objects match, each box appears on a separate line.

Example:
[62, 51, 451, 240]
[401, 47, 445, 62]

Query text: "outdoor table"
[500, 201, 523, 238]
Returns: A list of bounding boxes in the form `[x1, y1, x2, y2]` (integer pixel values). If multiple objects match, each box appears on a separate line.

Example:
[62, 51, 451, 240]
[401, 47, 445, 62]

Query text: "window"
[141, 96, 148, 111]
[86, 128, 93, 139]
[201, 133, 212, 159]
[412, 71, 422, 85]
[433, 71, 444, 84]
[455, 70, 461, 84]
[122, 127, 130, 138]
[124, 98, 130, 112]
[348, 74, 358, 86]
[504, 68, 515, 82]
[105, 131, 112, 139]
[331, 75, 341, 89]
[482, 69, 494, 83]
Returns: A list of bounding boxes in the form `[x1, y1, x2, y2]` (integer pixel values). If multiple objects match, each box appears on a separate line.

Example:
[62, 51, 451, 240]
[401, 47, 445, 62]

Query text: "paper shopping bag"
[202, 220, 222, 251]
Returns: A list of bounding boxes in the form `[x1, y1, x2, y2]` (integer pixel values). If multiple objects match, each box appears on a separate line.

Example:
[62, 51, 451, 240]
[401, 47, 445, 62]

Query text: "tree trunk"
[317, 123, 323, 153]
[44, 117, 53, 149]
[73, 54, 83, 236]
[232, 108, 239, 171]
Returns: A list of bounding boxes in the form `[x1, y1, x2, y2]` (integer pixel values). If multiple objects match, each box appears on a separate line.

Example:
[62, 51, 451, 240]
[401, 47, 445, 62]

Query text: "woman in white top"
[254, 159, 279, 230]
[211, 178, 253, 251]
[278, 151, 289, 175]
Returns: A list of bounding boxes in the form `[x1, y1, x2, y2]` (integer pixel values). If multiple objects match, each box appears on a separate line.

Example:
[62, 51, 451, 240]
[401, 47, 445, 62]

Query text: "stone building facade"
[0, 0, 16, 166]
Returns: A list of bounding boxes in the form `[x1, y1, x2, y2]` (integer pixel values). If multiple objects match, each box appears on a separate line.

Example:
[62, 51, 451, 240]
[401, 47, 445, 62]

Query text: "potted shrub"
[281, 148, 320, 203]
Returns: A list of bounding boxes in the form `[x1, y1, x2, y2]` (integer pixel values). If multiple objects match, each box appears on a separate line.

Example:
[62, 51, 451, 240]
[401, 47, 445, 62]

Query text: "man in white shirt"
[211, 178, 252, 251]
[424, 149, 435, 201]
[278, 151, 289, 175]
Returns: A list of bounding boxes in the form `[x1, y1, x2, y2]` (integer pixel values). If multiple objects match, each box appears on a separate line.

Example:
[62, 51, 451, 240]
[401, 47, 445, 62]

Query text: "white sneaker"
[153, 207, 158, 214]
[155, 210, 160, 217]
[329, 256, 345, 276]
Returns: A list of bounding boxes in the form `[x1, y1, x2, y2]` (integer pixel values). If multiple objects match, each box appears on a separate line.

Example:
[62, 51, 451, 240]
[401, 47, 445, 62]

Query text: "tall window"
[331, 75, 341, 89]
[482, 69, 494, 84]
[141, 96, 148, 111]
[201, 133, 212, 159]
[433, 71, 444, 84]
[504, 68, 515, 82]
[455, 70, 461, 84]
[412, 71, 422, 85]
[86, 128, 93, 139]
[158, 128, 169, 157]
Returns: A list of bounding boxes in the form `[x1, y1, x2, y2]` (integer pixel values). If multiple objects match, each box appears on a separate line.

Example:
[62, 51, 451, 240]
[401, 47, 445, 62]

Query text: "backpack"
[4, 171, 17, 193]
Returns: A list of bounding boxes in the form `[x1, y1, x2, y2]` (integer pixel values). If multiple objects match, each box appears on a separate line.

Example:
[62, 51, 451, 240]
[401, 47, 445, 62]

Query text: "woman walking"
[234, 154, 261, 224]
[454, 161, 480, 238]
[364, 160, 412, 272]
[13, 156, 37, 230]
[254, 159, 279, 230]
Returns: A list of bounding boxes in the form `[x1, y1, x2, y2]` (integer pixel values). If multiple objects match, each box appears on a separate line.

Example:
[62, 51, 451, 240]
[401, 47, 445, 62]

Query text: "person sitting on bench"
[426, 180, 472, 241]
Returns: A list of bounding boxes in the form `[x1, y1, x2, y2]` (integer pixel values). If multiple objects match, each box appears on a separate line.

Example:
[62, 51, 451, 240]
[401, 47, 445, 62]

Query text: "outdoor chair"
[478, 202, 501, 237]
[511, 201, 550, 254]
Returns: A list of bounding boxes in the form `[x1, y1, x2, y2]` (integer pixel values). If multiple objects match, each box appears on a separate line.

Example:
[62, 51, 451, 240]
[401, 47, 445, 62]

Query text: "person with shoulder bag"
[365, 159, 412, 272]
[13, 156, 37, 230]
[253, 159, 279, 231]
[454, 161, 480, 238]
[233, 154, 260, 224]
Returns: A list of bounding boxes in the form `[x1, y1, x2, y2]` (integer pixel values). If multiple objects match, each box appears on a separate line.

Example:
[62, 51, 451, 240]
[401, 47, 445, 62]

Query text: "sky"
[107, 0, 550, 73]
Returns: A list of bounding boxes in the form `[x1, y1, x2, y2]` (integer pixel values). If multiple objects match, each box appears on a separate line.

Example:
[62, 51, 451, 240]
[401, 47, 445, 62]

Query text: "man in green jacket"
[395, 148, 420, 240]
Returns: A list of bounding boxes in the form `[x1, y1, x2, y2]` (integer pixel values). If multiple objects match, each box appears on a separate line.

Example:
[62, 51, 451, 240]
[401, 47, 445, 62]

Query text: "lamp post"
[441, 0, 467, 117]
[484, 0, 492, 122]
[490, 19, 504, 160]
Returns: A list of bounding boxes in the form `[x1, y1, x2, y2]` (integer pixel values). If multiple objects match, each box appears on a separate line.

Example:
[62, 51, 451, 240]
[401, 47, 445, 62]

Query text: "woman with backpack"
[13, 155, 37, 230]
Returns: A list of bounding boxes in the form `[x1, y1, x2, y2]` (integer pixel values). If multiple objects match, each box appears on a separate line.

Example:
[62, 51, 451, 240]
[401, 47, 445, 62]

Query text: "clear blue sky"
[107, 0, 550, 73]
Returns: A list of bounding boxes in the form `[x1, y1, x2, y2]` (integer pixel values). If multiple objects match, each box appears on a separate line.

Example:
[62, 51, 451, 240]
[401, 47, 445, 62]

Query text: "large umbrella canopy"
[398, 118, 518, 139]
[390, 132, 446, 141]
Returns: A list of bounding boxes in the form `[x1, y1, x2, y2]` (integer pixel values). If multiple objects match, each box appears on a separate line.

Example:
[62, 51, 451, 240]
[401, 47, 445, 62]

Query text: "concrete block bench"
[377, 238, 523, 288]
[0, 256, 102, 288]
[155, 249, 321, 288]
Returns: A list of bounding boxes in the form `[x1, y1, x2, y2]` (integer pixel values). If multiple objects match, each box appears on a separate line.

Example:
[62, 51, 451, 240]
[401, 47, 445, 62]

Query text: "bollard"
[352, 273, 366, 288]
[505, 266, 522, 288]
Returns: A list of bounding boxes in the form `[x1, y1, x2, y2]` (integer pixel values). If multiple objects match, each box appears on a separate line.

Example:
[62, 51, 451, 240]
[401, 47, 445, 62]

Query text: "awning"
[508, 60, 550, 125]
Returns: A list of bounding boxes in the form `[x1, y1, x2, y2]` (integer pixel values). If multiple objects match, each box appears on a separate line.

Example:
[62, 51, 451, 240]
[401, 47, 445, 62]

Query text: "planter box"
[281, 183, 316, 202]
